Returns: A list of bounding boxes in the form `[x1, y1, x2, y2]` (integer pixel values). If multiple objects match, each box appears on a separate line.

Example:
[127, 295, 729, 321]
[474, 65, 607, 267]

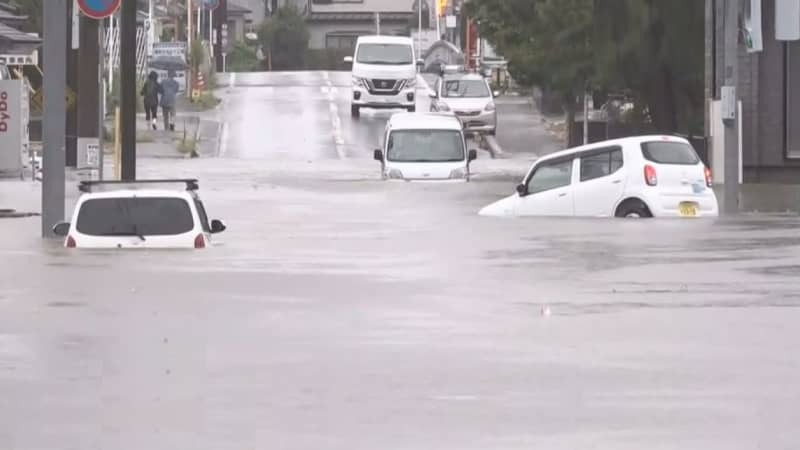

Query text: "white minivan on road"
[480, 135, 719, 218]
[345, 35, 422, 117]
[374, 112, 478, 182]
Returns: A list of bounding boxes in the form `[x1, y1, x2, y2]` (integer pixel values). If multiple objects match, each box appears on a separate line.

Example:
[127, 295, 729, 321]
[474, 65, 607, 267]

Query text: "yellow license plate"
[679, 202, 698, 217]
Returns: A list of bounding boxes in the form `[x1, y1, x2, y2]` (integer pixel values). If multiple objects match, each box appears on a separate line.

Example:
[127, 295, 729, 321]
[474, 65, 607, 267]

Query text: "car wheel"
[615, 200, 652, 218]
[407, 106, 416, 113]
[351, 105, 360, 118]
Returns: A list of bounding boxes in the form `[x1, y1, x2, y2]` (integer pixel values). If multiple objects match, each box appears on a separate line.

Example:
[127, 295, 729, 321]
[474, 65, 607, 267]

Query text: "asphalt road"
[1, 72, 799, 450]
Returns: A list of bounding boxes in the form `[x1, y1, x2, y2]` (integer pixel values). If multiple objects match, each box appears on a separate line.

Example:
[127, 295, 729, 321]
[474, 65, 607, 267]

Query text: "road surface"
[1, 71, 799, 450]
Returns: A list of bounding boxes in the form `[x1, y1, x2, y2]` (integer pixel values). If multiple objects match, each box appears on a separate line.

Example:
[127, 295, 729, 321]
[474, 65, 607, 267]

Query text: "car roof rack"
[78, 179, 199, 193]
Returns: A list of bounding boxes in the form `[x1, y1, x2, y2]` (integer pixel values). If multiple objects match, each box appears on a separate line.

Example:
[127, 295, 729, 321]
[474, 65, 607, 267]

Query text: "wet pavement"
[1, 72, 800, 450]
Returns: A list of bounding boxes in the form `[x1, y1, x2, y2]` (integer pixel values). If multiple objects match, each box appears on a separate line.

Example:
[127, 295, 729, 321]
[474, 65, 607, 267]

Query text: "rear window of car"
[641, 141, 700, 165]
[76, 197, 194, 236]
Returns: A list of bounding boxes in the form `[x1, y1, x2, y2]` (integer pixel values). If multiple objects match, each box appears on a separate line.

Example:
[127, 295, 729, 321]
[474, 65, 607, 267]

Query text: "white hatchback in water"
[480, 135, 719, 218]
[373, 112, 478, 181]
[53, 179, 226, 249]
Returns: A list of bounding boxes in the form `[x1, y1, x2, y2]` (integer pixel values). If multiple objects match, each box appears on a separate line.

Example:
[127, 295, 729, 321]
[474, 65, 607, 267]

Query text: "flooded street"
[1, 72, 799, 450]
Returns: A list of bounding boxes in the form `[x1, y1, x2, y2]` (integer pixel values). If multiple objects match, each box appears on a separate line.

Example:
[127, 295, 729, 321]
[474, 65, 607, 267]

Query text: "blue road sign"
[78, 0, 121, 19]
[202, 0, 220, 10]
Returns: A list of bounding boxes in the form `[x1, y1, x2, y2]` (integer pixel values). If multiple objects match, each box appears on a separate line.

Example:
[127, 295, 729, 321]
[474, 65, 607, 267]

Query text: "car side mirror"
[493, 91, 501, 98]
[516, 183, 528, 197]
[429, 91, 438, 99]
[343, 56, 354, 64]
[52, 222, 70, 236]
[416, 58, 425, 67]
[210, 219, 226, 234]
[468, 149, 478, 162]
[374, 149, 384, 162]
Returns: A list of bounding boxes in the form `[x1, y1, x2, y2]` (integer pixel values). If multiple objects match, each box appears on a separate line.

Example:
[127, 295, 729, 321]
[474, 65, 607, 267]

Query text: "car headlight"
[387, 169, 404, 180]
[449, 168, 467, 179]
[352, 76, 366, 88]
[404, 77, 417, 88]
[485, 101, 496, 112]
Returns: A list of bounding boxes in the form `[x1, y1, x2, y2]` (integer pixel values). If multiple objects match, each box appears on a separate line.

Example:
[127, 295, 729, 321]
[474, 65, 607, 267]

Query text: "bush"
[226, 42, 261, 72]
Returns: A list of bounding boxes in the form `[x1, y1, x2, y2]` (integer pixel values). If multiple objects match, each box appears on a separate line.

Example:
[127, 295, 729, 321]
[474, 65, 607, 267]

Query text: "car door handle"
[558, 193, 567, 197]
[612, 179, 622, 184]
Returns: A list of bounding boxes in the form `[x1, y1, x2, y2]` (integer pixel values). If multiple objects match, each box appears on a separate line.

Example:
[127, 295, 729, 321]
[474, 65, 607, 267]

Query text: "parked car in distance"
[345, 35, 424, 117]
[479, 135, 719, 218]
[429, 72, 499, 136]
[53, 179, 226, 249]
[374, 112, 478, 182]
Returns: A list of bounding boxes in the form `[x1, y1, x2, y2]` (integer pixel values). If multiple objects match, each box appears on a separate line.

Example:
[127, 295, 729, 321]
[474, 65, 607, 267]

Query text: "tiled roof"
[0, 22, 40, 44]
[228, 1, 252, 15]
[309, 12, 413, 21]
[310, 0, 417, 14]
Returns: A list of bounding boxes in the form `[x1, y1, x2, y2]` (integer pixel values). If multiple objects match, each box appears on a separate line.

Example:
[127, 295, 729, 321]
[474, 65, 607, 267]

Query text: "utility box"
[0, 79, 28, 178]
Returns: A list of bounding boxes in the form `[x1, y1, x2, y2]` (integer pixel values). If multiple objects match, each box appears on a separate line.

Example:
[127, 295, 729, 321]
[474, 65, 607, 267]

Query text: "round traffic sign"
[201, 0, 220, 10]
[77, 0, 121, 19]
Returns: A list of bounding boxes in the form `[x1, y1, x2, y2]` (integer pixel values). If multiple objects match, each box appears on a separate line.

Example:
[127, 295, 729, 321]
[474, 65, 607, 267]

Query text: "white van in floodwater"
[345, 35, 423, 117]
[373, 112, 477, 182]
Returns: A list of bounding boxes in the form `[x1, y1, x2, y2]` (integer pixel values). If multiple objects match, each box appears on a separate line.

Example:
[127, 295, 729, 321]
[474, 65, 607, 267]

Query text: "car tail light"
[65, 236, 76, 248]
[194, 234, 206, 249]
[704, 166, 713, 187]
[644, 164, 658, 186]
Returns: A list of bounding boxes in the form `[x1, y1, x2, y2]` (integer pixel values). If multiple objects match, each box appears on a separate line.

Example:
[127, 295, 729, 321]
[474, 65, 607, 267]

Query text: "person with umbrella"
[161, 70, 180, 132]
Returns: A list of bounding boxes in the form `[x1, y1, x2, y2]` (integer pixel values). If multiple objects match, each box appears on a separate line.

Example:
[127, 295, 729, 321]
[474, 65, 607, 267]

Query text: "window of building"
[787, 42, 800, 158]
[326, 34, 359, 50]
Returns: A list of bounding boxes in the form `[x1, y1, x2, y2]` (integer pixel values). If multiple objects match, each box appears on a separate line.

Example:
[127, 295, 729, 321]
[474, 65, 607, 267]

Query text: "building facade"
[306, 0, 431, 50]
[707, 0, 800, 183]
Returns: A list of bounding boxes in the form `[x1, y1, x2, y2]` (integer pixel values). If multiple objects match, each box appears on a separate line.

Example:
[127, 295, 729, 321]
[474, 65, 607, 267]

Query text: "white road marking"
[230, 73, 237, 88]
[219, 122, 230, 157]
[329, 102, 346, 159]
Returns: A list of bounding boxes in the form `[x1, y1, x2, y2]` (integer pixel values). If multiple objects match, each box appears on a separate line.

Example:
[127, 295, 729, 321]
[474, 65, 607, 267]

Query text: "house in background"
[227, 1, 253, 45]
[305, 0, 431, 50]
[707, 0, 800, 185]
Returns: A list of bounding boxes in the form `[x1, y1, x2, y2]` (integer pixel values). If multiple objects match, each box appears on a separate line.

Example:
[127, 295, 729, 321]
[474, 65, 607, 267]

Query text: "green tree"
[258, 6, 310, 71]
[467, 0, 705, 135]
[466, 0, 594, 140]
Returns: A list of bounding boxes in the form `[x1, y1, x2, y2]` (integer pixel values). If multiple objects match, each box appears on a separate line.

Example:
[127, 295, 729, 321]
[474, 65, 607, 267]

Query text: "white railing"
[105, 25, 150, 87]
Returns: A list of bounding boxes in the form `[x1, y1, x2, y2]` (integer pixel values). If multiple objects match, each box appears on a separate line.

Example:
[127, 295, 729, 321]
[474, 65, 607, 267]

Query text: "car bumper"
[643, 191, 720, 218]
[353, 87, 415, 108]
[455, 111, 497, 133]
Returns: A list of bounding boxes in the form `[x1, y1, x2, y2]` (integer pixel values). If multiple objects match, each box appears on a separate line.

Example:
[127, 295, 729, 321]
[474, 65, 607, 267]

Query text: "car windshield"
[641, 141, 700, 165]
[443, 79, 490, 98]
[76, 197, 194, 236]
[356, 43, 414, 65]
[387, 129, 465, 162]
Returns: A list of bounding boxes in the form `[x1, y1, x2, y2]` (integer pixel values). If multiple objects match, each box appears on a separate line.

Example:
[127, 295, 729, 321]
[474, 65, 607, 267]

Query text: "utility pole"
[77, 14, 100, 171]
[213, 0, 228, 73]
[722, 0, 740, 214]
[120, 0, 138, 180]
[418, 0, 423, 58]
[42, 0, 68, 237]
[66, 0, 78, 167]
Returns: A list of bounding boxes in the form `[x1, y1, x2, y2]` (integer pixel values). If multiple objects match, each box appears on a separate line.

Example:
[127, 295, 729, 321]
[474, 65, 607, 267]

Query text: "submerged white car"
[53, 179, 226, 249]
[480, 135, 719, 218]
[373, 112, 478, 181]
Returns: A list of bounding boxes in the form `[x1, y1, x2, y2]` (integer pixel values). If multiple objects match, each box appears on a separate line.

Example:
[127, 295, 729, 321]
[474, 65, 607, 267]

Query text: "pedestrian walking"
[141, 71, 163, 130]
[160, 70, 180, 132]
